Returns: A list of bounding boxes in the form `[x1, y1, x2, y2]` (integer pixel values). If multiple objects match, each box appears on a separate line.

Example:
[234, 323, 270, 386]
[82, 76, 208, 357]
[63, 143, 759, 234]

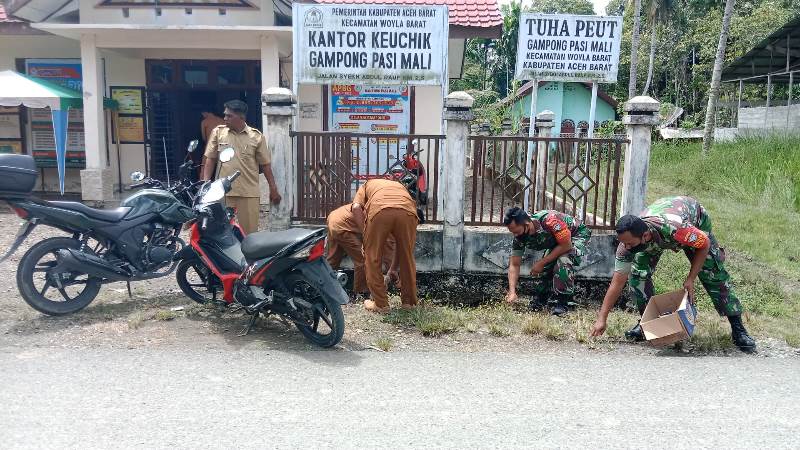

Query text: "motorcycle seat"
[48, 201, 132, 222]
[241, 228, 322, 261]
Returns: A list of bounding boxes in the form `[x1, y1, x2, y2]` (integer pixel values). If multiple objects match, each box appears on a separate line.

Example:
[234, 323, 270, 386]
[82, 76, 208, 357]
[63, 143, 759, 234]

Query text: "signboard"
[329, 85, 410, 179]
[25, 59, 86, 168]
[29, 107, 86, 167]
[116, 116, 145, 143]
[293, 3, 449, 85]
[111, 87, 144, 115]
[515, 14, 623, 82]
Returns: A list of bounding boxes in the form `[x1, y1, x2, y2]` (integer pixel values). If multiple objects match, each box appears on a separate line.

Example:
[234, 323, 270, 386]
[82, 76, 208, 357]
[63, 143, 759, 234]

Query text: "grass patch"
[153, 310, 178, 321]
[127, 311, 146, 330]
[384, 306, 466, 337]
[784, 332, 800, 349]
[374, 337, 393, 352]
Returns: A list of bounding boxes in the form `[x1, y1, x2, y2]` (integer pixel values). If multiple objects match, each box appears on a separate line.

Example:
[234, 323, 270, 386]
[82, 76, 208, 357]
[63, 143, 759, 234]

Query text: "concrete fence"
[262, 88, 660, 297]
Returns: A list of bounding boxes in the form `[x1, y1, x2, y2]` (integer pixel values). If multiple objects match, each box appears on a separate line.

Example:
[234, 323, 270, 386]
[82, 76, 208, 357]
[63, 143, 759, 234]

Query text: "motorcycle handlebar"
[228, 171, 241, 183]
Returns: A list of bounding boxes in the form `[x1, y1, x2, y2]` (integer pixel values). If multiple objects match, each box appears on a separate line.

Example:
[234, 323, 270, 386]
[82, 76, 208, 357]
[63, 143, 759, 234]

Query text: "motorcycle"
[173, 148, 349, 348]
[0, 140, 202, 315]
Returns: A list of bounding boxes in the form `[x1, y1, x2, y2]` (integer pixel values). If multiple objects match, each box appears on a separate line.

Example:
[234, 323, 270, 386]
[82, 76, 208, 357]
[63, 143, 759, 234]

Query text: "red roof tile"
[312, 0, 503, 28]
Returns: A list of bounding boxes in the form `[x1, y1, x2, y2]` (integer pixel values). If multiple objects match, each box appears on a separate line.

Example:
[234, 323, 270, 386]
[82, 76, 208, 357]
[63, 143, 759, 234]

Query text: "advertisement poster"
[0, 141, 22, 154]
[329, 85, 410, 180]
[117, 116, 145, 143]
[25, 59, 86, 167]
[515, 14, 623, 82]
[0, 114, 21, 139]
[111, 87, 144, 115]
[294, 3, 448, 85]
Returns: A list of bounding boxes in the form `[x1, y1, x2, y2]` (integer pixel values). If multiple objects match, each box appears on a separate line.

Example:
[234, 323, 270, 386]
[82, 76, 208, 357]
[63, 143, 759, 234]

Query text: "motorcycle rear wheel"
[284, 273, 344, 348]
[17, 237, 102, 316]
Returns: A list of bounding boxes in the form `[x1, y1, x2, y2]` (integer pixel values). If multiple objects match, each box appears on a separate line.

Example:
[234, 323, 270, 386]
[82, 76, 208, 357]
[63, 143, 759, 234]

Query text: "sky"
[496, 0, 612, 15]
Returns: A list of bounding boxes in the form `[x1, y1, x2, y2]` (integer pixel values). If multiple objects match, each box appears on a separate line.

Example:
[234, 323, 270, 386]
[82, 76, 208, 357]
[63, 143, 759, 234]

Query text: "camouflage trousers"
[630, 225, 743, 317]
[532, 228, 591, 299]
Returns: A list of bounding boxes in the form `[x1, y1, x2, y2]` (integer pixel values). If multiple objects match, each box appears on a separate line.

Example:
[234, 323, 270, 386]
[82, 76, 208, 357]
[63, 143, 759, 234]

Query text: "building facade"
[0, 0, 501, 202]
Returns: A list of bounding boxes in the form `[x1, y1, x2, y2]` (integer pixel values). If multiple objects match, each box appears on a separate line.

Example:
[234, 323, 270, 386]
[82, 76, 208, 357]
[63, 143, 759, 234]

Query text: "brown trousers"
[364, 208, 417, 308]
[327, 231, 395, 294]
[226, 196, 260, 234]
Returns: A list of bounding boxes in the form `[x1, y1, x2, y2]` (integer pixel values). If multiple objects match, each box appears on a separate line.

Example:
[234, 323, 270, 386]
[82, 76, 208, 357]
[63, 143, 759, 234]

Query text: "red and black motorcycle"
[173, 160, 348, 347]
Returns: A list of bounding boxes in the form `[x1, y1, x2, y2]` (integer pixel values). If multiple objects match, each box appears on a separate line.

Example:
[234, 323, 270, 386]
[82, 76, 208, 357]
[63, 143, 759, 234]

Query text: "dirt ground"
[0, 212, 795, 359]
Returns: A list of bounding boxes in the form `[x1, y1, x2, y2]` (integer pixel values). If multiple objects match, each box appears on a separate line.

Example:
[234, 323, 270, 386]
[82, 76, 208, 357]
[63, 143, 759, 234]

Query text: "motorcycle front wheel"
[175, 258, 219, 304]
[17, 237, 102, 316]
[283, 273, 345, 348]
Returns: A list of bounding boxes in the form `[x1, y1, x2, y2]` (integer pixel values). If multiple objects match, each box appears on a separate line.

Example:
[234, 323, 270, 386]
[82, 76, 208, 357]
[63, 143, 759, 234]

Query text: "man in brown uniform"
[326, 204, 397, 298]
[202, 100, 280, 234]
[351, 178, 419, 313]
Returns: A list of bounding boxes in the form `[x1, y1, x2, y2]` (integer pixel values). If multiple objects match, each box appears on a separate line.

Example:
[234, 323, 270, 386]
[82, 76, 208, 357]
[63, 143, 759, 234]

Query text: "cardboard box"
[641, 289, 697, 346]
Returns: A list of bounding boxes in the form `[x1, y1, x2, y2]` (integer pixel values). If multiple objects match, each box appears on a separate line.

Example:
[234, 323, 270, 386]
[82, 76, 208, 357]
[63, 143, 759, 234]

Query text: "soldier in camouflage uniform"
[504, 207, 592, 315]
[589, 196, 756, 352]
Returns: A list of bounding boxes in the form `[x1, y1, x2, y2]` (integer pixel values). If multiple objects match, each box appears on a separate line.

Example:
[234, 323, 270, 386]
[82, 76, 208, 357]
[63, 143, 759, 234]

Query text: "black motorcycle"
[0, 140, 202, 315]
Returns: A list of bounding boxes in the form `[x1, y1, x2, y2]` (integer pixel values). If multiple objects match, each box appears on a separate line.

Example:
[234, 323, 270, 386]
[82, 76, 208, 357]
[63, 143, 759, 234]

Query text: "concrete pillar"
[534, 110, 555, 211]
[260, 35, 280, 93]
[621, 96, 660, 217]
[263, 87, 296, 231]
[79, 34, 113, 203]
[441, 91, 474, 271]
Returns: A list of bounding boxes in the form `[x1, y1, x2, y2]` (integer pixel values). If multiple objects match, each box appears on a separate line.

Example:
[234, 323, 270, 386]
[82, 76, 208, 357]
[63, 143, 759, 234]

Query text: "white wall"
[738, 104, 800, 130]
[80, 0, 274, 26]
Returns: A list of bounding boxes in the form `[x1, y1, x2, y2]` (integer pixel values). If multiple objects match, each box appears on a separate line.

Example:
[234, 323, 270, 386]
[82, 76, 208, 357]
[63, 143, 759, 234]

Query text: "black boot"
[551, 295, 570, 316]
[625, 321, 645, 342]
[528, 294, 547, 312]
[728, 315, 757, 353]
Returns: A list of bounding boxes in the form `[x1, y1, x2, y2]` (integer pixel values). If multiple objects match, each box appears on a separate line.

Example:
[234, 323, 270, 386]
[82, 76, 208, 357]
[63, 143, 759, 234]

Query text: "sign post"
[515, 13, 623, 212]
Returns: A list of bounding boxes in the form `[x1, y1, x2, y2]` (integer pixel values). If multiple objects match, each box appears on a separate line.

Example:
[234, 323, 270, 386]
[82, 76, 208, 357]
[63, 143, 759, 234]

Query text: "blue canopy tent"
[0, 70, 117, 194]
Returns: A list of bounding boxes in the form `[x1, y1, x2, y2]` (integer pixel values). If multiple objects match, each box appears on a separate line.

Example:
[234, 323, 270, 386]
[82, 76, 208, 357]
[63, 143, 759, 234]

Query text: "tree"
[702, 0, 737, 154]
[529, 0, 595, 14]
[628, 0, 644, 99]
[642, 0, 677, 95]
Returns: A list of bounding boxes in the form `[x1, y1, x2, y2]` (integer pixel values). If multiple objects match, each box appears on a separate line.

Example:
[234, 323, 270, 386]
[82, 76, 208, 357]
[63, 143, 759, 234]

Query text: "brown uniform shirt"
[204, 124, 271, 198]
[353, 179, 417, 224]
[327, 204, 361, 234]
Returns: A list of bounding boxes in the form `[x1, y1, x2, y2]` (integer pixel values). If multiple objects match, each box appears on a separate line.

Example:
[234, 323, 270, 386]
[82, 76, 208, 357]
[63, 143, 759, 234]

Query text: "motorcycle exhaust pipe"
[56, 249, 131, 282]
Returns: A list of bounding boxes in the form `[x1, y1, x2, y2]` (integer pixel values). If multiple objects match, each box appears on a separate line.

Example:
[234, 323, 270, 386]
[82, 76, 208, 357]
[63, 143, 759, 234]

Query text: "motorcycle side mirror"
[219, 147, 235, 163]
[187, 140, 199, 153]
[130, 171, 145, 182]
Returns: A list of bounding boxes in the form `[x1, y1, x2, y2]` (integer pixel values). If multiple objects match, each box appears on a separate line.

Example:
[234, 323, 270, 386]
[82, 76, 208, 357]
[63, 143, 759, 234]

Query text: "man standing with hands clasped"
[202, 100, 281, 234]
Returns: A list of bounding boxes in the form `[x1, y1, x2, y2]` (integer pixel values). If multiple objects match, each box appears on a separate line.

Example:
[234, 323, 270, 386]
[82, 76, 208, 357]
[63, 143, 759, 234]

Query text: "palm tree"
[642, 0, 676, 96]
[702, 0, 736, 154]
[628, 0, 644, 99]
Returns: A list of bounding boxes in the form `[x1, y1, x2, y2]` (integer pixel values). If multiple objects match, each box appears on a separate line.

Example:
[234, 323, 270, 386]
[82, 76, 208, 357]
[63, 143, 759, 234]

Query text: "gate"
[144, 90, 180, 182]
[467, 135, 627, 229]
[292, 132, 444, 224]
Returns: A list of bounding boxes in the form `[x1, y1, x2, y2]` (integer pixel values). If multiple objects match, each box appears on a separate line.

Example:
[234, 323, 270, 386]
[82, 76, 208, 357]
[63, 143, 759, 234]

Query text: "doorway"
[144, 59, 262, 181]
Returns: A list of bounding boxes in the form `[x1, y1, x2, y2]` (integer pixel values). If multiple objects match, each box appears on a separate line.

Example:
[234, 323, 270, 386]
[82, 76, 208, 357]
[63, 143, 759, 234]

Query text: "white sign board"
[293, 3, 449, 85]
[515, 14, 623, 82]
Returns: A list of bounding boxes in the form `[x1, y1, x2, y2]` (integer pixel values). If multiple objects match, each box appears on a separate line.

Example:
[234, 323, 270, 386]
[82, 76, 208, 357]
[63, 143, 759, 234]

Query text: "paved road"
[1, 347, 799, 449]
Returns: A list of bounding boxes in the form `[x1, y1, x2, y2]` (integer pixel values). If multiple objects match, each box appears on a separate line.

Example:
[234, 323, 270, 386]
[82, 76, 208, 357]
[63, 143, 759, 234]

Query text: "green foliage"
[529, 0, 595, 14]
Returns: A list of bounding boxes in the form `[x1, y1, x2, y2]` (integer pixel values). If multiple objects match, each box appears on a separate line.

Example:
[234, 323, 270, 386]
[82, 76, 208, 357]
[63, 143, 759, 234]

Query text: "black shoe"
[528, 295, 547, 312]
[728, 315, 757, 353]
[625, 322, 645, 342]
[550, 294, 570, 316]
